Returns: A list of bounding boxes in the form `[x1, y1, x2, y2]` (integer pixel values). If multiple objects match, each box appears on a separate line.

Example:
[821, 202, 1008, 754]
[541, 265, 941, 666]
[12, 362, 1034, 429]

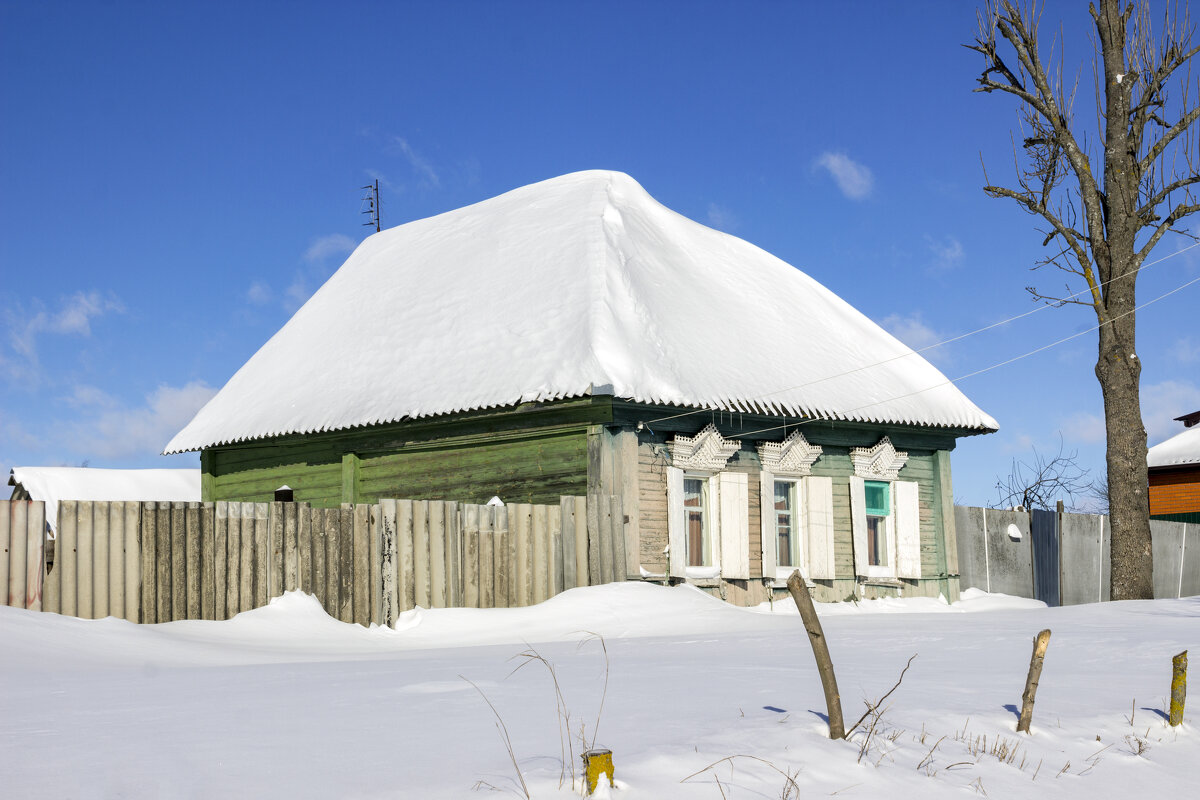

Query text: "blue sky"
[3, 1, 1198, 508]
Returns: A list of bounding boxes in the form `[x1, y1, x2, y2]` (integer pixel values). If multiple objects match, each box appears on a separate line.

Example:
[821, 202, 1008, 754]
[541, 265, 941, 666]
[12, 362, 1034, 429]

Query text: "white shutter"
[849, 475, 869, 578]
[718, 471, 750, 579]
[759, 469, 777, 577]
[804, 476, 836, 580]
[894, 480, 922, 579]
[667, 467, 686, 578]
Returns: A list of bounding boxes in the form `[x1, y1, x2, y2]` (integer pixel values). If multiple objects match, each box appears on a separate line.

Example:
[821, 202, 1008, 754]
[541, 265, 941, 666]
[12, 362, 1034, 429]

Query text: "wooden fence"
[2, 500, 46, 611]
[7, 495, 627, 626]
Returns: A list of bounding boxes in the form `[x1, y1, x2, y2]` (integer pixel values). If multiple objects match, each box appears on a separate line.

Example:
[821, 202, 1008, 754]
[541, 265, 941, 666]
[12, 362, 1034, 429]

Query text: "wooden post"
[1017, 629, 1052, 734]
[1170, 650, 1187, 727]
[786, 569, 845, 739]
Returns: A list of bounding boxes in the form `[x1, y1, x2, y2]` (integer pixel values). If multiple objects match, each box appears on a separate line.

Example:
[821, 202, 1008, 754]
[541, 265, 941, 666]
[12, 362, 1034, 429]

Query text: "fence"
[4, 495, 626, 626]
[956, 505, 1200, 605]
[2, 500, 46, 611]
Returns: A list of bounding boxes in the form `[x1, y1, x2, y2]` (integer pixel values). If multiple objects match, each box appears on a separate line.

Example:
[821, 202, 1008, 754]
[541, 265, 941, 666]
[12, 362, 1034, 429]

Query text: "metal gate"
[1030, 509, 1060, 607]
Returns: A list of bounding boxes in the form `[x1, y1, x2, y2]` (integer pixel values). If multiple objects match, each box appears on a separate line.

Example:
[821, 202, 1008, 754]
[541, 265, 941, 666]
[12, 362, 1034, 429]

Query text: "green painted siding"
[356, 429, 587, 505]
[202, 399, 602, 507]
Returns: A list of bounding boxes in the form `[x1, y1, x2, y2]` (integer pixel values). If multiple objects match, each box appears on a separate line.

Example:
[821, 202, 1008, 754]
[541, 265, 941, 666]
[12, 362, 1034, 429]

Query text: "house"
[8, 467, 202, 536]
[1148, 412, 1200, 523]
[166, 170, 997, 604]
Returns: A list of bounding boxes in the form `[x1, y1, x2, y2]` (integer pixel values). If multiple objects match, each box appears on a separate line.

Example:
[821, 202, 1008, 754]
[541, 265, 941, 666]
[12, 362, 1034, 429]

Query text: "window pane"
[864, 481, 890, 516]
[775, 481, 793, 567]
[867, 515, 888, 567]
[684, 477, 708, 566]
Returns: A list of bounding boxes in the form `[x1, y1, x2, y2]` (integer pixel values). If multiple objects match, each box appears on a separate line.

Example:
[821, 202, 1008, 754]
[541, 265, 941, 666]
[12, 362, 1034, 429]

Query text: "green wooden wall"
[201, 399, 605, 507]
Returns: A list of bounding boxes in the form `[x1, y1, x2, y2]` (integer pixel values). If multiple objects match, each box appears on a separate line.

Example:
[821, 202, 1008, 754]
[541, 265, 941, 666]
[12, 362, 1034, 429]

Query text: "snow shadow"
[1003, 703, 1020, 720]
[1141, 706, 1170, 721]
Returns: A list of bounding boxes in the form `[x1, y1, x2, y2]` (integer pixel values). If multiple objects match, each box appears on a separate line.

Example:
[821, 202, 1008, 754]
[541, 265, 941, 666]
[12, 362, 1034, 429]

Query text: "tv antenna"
[360, 179, 380, 232]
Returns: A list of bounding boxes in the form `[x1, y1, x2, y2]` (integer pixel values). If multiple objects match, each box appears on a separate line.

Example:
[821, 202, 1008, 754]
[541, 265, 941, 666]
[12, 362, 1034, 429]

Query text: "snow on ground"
[1, 583, 1196, 799]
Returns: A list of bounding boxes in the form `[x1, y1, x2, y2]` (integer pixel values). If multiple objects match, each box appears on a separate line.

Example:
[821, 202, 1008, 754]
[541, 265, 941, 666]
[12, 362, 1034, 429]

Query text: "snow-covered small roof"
[1148, 426, 1200, 468]
[166, 171, 997, 453]
[8, 467, 201, 534]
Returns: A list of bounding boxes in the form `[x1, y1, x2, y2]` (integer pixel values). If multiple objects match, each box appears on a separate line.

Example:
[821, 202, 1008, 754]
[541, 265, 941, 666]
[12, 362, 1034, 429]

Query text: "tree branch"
[1137, 201, 1200, 262]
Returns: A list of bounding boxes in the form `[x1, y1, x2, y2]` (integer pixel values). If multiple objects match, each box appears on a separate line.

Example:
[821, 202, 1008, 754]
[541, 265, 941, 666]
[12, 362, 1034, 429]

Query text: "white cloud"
[815, 151, 873, 200]
[1060, 411, 1106, 444]
[303, 234, 356, 264]
[1171, 336, 1200, 363]
[706, 203, 739, 233]
[246, 280, 272, 305]
[64, 384, 117, 410]
[1142, 379, 1200, 445]
[7, 290, 123, 360]
[880, 312, 951, 365]
[924, 235, 964, 272]
[391, 137, 440, 187]
[71, 381, 217, 459]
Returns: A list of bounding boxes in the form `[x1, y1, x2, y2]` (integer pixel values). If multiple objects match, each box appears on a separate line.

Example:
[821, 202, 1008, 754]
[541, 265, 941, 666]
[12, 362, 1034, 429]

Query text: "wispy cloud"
[3, 291, 123, 383]
[68, 381, 217, 459]
[390, 137, 440, 187]
[924, 234, 964, 273]
[1142, 379, 1200, 445]
[1171, 336, 1200, 363]
[815, 151, 873, 200]
[303, 233, 356, 264]
[1060, 411, 1106, 444]
[706, 203, 739, 233]
[880, 312, 952, 366]
[245, 280, 272, 306]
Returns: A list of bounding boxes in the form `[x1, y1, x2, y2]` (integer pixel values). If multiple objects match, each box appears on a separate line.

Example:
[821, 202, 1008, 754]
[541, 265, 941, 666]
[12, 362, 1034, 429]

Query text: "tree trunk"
[1096, 314, 1153, 600]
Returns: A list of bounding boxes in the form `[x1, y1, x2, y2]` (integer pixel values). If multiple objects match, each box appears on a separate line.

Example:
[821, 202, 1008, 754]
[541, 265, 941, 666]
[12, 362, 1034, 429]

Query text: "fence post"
[479, 505, 495, 609]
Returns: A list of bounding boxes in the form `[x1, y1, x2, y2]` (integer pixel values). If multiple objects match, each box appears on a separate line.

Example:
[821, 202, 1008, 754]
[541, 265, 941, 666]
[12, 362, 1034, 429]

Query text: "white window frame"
[850, 475, 921, 582]
[772, 478, 802, 572]
[683, 472, 715, 571]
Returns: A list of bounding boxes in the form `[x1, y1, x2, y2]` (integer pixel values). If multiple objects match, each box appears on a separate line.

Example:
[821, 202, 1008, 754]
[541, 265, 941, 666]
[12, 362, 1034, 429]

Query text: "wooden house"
[1148, 412, 1200, 524]
[166, 171, 996, 604]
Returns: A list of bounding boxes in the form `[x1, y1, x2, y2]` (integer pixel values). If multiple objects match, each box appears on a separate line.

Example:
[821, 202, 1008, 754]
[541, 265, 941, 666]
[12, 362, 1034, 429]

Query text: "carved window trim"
[668, 423, 741, 473]
[850, 436, 909, 480]
[756, 430, 822, 478]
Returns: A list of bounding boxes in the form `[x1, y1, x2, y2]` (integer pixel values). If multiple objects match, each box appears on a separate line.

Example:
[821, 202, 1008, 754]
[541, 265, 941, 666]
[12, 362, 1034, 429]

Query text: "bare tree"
[969, 1, 1200, 599]
[993, 438, 1094, 511]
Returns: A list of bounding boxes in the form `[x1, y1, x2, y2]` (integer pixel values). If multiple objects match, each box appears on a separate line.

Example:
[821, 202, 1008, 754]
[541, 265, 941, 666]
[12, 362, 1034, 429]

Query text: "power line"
[641, 239, 1200, 428]
[724, 270, 1200, 442]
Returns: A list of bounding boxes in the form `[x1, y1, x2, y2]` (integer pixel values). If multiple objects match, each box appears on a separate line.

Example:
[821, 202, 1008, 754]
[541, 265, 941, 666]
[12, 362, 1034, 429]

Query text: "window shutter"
[667, 467, 686, 578]
[849, 475, 869, 578]
[894, 480, 922, 579]
[804, 476, 836, 580]
[759, 469, 777, 577]
[718, 471, 750, 579]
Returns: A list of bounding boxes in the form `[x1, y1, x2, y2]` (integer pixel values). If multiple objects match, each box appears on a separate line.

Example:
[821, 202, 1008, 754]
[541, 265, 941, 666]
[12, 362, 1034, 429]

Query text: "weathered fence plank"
[413, 500, 430, 609]
[107, 501, 124, 619]
[283, 502, 298, 593]
[445, 502, 461, 608]
[463, 504, 480, 609]
[370, 500, 384, 625]
[93, 501, 110, 619]
[9, 500, 29, 610]
[573, 496, 588, 587]
[353, 503, 371, 625]
[0, 503, 9, 608]
[598, 495, 614, 585]
[185, 503, 201, 620]
[479, 506, 495, 609]
[139, 502, 155, 623]
[379, 499, 398, 625]
[550, 505, 564, 597]
[338, 505, 354, 623]
[532, 503, 549, 605]
[200, 502, 215, 620]
[124, 501, 139, 622]
[610, 494, 627, 587]
[560, 497, 577, 592]
[513, 503, 531, 607]
[494, 505, 510, 607]
[253, 503, 269, 609]
[298, 502, 314, 595]
[397, 499, 415, 613]
[156, 502, 171, 622]
[429, 500, 446, 609]
[213, 502, 228, 620]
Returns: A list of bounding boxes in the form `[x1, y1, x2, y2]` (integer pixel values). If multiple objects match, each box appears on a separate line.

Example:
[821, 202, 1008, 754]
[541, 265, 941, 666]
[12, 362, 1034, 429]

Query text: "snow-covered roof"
[8, 467, 201, 534]
[166, 170, 997, 454]
[1148, 426, 1200, 468]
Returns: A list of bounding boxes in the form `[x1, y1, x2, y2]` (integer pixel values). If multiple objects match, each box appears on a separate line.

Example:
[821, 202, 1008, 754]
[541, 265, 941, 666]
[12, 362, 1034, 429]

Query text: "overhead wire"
[640, 239, 1200, 429]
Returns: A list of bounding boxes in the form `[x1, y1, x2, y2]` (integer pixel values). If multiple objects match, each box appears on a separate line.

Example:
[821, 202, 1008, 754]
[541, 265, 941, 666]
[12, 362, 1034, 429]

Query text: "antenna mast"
[360, 179, 380, 232]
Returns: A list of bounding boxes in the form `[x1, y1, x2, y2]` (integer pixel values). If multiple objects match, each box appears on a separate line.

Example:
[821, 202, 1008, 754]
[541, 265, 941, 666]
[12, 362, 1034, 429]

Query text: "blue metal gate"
[1030, 509, 1060, 607]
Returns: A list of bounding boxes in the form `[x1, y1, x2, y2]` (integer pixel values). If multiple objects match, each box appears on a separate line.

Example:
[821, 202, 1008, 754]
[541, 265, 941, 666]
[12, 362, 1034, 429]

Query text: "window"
[774, 480, 798, 568]
[684, 476, 710, 567]
[864, 480, 889, 568]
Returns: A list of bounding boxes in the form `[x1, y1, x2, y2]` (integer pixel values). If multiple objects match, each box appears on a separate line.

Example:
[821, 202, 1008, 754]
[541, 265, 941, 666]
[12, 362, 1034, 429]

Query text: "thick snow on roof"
[9, 467, 200, 534]
[166, 171, 997, 453]
[1148, 425, 1200, 468]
